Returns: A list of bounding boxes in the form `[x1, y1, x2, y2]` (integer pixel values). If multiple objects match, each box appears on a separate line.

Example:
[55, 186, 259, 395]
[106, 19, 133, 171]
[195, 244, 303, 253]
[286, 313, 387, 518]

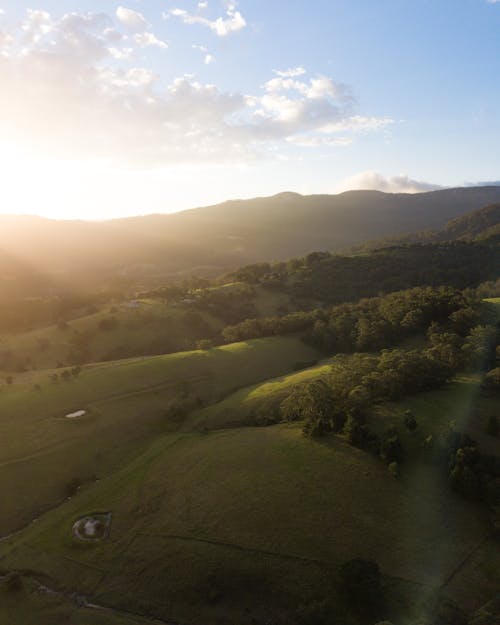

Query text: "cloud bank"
[338, 171, 443, 194]
[0, 8, 392, 167]
[167, 3, 246, 37]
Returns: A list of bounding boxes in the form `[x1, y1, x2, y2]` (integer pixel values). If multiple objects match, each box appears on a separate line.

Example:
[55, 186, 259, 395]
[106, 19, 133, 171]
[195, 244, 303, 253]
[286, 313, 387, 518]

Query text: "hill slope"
[2, 187, 500, 290]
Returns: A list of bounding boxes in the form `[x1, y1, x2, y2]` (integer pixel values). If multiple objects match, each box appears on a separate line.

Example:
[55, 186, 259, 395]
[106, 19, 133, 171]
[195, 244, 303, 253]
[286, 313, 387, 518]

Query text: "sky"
[0, 0, 499, 220]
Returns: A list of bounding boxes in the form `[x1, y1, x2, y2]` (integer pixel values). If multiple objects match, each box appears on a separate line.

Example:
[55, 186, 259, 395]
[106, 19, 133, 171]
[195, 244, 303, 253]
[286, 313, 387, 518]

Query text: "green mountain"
[2, 187, 500, 290]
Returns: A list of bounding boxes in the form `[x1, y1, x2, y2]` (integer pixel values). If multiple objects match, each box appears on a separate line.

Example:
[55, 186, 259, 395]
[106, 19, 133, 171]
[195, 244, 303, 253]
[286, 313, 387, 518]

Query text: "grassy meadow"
[0, 298, 497, 625]
[0, 336, 319, 535]
[0, 420, 491, 625]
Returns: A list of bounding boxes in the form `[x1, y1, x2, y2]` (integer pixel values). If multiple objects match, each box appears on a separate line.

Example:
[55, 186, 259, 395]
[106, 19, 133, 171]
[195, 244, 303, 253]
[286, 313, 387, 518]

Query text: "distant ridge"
[1, 186, 500, 287]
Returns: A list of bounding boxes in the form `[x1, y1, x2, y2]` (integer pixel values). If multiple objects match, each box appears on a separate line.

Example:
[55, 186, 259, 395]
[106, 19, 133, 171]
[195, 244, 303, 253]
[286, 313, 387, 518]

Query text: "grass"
[0, 336, 320, 536]
[373, 374, 500, 457]
[0, 298, 223, 372]
[0, 300, 497, 624]
[187, 358, 330, 430]
[0, 417, 491, 625]
[0, 577, 158, 625]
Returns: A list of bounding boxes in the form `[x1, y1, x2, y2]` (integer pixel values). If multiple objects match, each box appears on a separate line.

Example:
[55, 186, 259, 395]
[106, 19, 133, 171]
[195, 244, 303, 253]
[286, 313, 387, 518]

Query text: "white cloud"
[198, 1, 209, 7]
[273, 66, 306, 78]
[21, 9, 53, 44]
[0, 8, 392, 167]
[338, 171, 443, 194]
[116, 7, 149, 32]
[486, 1, 500, 4]
[168, 4, 246, 36]
[193, 44, 215, 64]
[133, 32, 168, 49]
[103, 28, 124, 43]
[108, 46, 134, 60]
[287, 136, 353, 147]
[321, 115, 395, 133]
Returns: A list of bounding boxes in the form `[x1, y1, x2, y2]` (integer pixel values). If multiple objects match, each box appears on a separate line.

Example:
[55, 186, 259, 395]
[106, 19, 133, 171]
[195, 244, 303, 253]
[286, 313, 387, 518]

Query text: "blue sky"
[0, 0, 499, 218]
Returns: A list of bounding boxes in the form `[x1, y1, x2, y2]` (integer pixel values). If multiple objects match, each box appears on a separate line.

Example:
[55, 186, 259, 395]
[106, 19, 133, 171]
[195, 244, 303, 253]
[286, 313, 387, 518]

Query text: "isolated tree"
[404, 410, 417, 431]
[380, 432, 403, 464]
[388, 461, 400, 479]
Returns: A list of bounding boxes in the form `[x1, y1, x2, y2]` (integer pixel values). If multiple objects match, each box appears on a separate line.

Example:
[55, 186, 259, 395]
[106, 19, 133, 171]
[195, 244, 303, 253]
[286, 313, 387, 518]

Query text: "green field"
[0, 420, 492, 625]
[1, 366, 498, 625]
[0, 298, 224, 371]
[0, 336, 320, 535]
[0, 302, 497, 624]
[187, 358, 328, 430]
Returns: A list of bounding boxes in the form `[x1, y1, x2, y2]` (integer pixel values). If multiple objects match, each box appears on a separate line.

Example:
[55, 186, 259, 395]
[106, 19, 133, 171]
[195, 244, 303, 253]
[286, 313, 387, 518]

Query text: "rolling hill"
[2, 187, 500, 292]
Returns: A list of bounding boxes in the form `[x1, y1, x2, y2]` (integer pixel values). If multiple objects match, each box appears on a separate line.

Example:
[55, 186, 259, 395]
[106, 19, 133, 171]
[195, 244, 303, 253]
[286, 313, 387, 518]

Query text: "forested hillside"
[1, 187, 500, 293]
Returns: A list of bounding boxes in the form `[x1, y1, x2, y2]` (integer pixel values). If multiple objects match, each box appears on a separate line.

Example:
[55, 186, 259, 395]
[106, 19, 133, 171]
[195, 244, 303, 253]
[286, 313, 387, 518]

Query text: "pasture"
[0, 336, 320, 535]
[0, 420, 491, 624]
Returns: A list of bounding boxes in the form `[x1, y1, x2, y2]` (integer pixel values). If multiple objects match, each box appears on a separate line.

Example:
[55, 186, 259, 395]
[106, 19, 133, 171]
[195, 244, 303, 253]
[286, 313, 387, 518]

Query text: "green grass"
[0, 577, 158, 625]
[373, 374, 500, 457]
[187, 359, 330, 430]
[0, 418, 491, 625]
[0, 336, 320, 535]
[0, 298, 223, 372]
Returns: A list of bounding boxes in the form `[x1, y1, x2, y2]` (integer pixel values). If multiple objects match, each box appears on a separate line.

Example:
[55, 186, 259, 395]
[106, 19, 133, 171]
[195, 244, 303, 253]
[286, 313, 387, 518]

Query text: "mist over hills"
[1, 186, 500, 289]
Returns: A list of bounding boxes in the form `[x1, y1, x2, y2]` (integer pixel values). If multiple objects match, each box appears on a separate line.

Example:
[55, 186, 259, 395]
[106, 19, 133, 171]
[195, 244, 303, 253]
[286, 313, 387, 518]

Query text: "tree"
[380, 432, 403, 464]
[462, 325, 497, 371]
[404, 410, 417, 431]
[388, 461, 400, 479]
[344, 414, 363, 447]
[483, 367, 500, 391]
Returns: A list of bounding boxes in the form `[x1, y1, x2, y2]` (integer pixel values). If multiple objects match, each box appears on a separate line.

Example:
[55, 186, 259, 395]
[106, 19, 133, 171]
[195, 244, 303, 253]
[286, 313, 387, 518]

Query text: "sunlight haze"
[0, 1, 499, 219]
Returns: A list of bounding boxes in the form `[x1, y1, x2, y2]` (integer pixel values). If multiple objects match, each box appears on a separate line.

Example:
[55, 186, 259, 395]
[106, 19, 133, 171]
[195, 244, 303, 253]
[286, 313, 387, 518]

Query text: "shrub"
[388, 461, 400, 479]
[404, 410, 417, 431]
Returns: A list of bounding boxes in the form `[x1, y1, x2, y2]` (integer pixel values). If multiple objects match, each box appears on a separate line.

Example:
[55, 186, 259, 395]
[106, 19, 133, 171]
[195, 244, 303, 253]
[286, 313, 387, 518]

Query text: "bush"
[404, 410, 417, 431]
[388, 461, 400, 479]
[380, 433, 403, 464]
